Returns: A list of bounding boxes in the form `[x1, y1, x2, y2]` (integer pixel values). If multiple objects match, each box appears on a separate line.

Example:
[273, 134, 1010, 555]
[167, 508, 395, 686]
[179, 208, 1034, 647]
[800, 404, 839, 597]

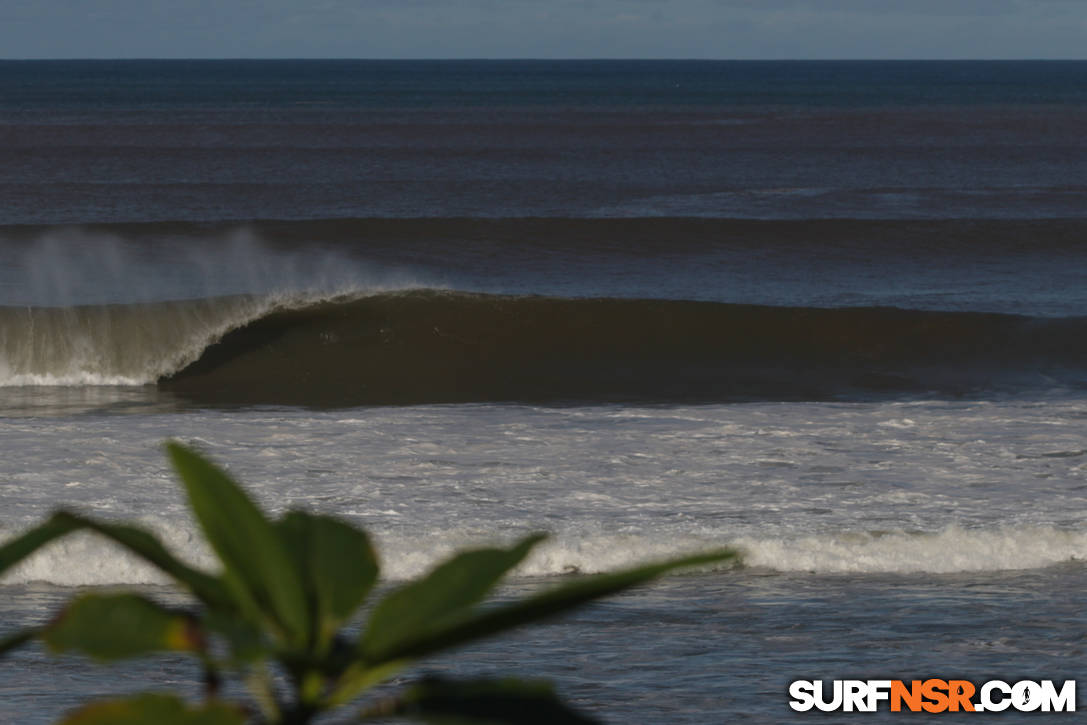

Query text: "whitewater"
[4, 395, 1086, 723]
[3, 399, 1085, 585]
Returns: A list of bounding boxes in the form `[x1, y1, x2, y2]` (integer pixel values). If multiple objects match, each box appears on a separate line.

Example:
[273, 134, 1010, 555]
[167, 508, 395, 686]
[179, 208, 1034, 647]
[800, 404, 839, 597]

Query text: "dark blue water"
[3, 60, 1087, 224]
[3, 60, 1087, 111]
[2, 60, 1086, 315]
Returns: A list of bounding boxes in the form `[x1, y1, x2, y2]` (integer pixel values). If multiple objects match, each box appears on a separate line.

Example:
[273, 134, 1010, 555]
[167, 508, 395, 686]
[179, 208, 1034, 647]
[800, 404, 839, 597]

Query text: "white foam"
[0, 522, 216, 587]
[3, 400, 1086, 587]
[4, 522, 1083, 587]
[736, 525, 1087, 574]
[373, 531, 732, 581]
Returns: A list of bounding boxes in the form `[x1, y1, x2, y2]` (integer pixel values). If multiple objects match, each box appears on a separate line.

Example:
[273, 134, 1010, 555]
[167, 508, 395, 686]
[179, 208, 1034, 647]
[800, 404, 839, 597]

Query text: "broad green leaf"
[0, 512, 231, 612]
[367, 549, 738, 665]
[362, 534, 545, 659]
[276, 511, 379, 651]
[359, 676, 599, 724]
[57, 693, 245, 725]
[0, 626, 40, 659]
[166, 442, 309, 645]
[45, 593, 202, 661]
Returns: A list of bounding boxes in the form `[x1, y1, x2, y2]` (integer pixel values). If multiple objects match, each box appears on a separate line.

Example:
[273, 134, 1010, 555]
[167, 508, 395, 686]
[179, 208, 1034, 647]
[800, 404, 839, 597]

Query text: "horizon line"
[2, 57, 1086, 63]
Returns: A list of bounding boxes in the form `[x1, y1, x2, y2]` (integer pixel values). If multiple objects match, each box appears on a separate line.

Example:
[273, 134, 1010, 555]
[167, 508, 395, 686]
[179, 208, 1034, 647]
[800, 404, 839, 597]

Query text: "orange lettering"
[947, 680, 975, 712]
[891, 680, 924, 712]
[921, 679, 950, 713]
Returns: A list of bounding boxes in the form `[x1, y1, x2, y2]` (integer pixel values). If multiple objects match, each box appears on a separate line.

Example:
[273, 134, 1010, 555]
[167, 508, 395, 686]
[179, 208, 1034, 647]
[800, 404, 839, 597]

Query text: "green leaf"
[0, 626, 41, 659]
[166, 441, 309, 645]
[58, 512, 233, 610]
[202, 609, 270, 664]
[0, 512, 232, 612]
[276, 511, 379, 652]
[44, 593, 202, 662]
[367, 549, 738, 665]
[362, 534, 545, 660]
[359, 676, 600, 724]
[0, 515, 75, 577]
[56, 693, 245, 725]
[325, 659, 407, 708]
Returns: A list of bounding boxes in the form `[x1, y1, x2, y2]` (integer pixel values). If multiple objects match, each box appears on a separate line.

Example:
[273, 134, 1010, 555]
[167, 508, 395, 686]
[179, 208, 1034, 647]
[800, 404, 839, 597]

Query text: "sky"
[1, 0, 1085, 60]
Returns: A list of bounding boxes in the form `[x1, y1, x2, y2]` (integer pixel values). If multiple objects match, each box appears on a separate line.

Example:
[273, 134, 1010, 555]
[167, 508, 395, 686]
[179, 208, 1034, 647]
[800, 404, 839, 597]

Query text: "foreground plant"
[0, 442, 736, 724]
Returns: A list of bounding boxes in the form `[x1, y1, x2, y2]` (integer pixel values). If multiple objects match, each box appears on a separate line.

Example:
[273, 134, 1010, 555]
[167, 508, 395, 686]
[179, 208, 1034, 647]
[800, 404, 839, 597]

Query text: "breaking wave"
[2, 523, 1083, 587]
[3, 291, 1087, 405]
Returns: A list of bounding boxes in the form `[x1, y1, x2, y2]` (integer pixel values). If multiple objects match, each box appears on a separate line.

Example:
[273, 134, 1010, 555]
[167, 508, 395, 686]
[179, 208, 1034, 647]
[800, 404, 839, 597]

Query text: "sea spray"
[0, 225, 427, 307]
[0, 226, 436, 387]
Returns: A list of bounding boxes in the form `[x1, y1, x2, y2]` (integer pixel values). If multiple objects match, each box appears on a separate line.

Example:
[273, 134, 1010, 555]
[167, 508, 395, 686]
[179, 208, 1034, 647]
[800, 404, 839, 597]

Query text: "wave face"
[5, 290, 1087, 405]
[160, 291, 1087, 405]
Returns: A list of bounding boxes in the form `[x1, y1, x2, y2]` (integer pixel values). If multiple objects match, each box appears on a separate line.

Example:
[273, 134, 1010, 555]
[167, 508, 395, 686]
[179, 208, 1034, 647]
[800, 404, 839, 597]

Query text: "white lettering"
[866, 680, 892, 711]
[1012, 680, 1042, 711]
[1040, 680, 1076, 712]
[788, 677, 1075, 713]
[813, 680, 843, 712]
[788, 680, 815, 712]
[981, 680, 1011, 712]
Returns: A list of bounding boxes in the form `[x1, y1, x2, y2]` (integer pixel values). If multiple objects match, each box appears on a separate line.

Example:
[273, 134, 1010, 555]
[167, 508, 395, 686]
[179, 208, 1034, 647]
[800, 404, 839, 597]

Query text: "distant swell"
[4, 291, 1087, 405]
[5, 217, 1087, 253]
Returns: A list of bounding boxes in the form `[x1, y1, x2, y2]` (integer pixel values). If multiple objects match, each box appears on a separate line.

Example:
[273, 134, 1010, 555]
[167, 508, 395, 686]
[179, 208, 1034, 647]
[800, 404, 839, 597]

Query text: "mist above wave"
[0, 225, 433, 387]
[0, 224, 428, 308]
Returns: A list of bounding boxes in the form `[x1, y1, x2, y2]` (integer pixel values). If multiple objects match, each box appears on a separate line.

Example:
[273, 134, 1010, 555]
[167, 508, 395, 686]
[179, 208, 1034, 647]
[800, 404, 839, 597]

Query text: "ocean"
[0, 60, 1085, 722]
